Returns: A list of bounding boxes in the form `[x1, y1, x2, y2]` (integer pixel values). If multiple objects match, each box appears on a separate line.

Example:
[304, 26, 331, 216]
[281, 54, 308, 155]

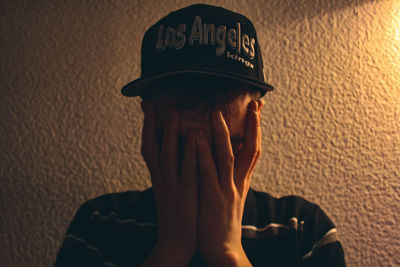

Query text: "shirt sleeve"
[301, 240, 346, 267]
[55, 190, 158, 267]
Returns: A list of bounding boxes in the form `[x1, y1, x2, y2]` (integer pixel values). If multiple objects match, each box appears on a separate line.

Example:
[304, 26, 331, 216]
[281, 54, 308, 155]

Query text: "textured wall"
[1, 0, 399, 266]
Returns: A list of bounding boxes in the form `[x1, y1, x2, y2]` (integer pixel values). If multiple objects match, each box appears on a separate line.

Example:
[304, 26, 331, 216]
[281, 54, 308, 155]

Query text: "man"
[55, 4, 346, 266]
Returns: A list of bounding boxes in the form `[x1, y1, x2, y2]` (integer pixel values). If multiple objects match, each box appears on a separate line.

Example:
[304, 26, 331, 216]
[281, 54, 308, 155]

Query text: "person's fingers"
[246, 145, 261, 181]
[211, 111, 234, 190]
[239, 139, 261, 196]
[181, 129, 198, 193]
[141, 100, 163, 188]
[196, 130, 220, 194]
[234, 101, 261, 192]
[160, 109, 180, 183]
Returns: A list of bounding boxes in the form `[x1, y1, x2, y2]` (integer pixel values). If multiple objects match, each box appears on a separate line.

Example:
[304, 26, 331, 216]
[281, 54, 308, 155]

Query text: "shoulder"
[83, 188, 154, 215]
[246, 188, 333, 227]
[247, 188, 336, 243]
[56, 189, 157, 266]
[244, 189, 345, 265]
[250, 189, 320, 215]
[66, 188, 156, 235]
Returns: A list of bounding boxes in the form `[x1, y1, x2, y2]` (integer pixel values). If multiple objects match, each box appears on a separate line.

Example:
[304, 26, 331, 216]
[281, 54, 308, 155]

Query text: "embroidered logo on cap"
[155, 15, 256, 69]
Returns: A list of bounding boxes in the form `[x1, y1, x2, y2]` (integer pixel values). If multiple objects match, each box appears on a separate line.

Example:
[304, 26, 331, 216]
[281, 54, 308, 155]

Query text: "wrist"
[205, 248, 252, 267]
[141, 243, 193, 267]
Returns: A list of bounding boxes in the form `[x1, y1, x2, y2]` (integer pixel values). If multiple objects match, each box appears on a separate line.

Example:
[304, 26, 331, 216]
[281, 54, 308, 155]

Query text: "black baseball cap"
[121, 4, 274, 98]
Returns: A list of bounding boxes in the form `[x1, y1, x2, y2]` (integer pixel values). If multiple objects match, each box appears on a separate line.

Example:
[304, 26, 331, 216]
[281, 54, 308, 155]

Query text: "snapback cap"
[121, 4, 274, 98]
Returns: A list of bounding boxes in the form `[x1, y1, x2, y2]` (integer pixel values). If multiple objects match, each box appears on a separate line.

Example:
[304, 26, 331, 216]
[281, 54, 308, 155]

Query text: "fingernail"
[218, 110, 224, 119]
[215, 110, 221, 120]
[198, 129, 207, 140]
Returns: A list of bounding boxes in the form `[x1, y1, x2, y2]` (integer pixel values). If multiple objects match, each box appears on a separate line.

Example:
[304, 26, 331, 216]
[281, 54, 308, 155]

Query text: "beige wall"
[1, 0, 399, 266]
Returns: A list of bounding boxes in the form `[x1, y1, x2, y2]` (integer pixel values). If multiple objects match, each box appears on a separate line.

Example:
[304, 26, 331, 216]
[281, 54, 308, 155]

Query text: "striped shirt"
[55, 188, 346, 266]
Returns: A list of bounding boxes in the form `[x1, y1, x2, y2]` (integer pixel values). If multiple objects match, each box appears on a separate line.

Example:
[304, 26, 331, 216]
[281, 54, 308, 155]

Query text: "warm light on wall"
[391, 2, 400, 64]
[394, 3, 400, 44]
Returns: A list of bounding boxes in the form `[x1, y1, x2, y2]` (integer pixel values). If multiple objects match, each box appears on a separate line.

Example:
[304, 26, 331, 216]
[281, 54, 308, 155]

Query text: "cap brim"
[121, 68, 274, 98]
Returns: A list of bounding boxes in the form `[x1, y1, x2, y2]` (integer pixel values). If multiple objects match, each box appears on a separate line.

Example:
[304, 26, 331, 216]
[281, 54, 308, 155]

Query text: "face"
[151, 92, 262, 157]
